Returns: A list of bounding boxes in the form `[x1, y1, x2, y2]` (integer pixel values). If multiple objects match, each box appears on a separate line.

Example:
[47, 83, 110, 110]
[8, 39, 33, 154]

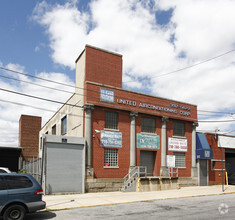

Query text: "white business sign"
[218, 136, 235, 149]
[168, 137, 187, 152]
[167, 155, 175, 167]
[100, 88, 114, 103]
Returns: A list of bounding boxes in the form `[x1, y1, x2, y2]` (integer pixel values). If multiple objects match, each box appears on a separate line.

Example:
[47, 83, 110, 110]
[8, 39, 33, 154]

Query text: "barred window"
[52, 124, 56, 135]
[104, 148, 118, 167]
[173, 152, 185, 167]
[141, 117, 155, 133]
[173, 121, 185, 137]
[61, 116, 67, 135]
[105, 111, 118, 130]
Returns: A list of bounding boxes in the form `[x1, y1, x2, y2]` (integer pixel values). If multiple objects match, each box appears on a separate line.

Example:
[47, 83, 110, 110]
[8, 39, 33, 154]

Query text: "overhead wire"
[0, 51, 235, 120]
[1, 49, 235, 115]
[0, 70, 234, 117]
[123, 49, 235, 83]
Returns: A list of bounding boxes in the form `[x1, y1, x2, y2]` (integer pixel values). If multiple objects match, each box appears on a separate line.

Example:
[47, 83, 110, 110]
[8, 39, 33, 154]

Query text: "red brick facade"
[81, 45, 198, 179]
[205, 133, 226, 185]
[85, 45, 122, 88]
[19, 115, 41, 161]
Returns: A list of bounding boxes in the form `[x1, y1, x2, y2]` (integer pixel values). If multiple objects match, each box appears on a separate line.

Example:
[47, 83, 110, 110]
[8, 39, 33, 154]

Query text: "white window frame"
[61, 116, 67, 135]
[104, 148, 118, 168]
[173, 152, 185, 168]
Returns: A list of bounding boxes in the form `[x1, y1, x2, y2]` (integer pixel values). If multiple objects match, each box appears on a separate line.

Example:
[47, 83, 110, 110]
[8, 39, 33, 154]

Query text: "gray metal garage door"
[45, 143, 84, 194]
[199, 159, 208, 186]
[140, 151, 156, 176]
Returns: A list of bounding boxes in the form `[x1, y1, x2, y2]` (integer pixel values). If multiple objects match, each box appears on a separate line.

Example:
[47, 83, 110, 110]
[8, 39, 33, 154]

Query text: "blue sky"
[0, 0, 235, 146]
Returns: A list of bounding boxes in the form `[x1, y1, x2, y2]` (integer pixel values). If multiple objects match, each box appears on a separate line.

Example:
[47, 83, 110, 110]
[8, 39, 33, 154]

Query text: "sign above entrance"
[168, 137, 187, 152]
[100, 130, 122, 148]
[137, 134, 160, 149]
[116, 98, 191, 116]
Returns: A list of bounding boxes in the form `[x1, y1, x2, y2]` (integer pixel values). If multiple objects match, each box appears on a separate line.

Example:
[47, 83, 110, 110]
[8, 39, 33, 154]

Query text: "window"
[5, 176, 33, 189]
[0, 176, 7, 190]
[104, 148, 118, 167]
[173, 121, 185, 137]
[141, 117, 155, 133]
[61, 116, 67, 135]
[173, 152, 185, 168]
[52, 124, 56, 135]
[105, 111, 118, 130]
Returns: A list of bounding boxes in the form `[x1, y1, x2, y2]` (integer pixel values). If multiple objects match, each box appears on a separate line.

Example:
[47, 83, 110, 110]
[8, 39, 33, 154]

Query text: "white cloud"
[28, 0, 235, 134]
[0, 62, 74, 147]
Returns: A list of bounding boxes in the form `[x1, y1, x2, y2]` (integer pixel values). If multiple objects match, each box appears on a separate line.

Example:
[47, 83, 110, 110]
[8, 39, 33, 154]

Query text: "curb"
[44, 190, 235, 212]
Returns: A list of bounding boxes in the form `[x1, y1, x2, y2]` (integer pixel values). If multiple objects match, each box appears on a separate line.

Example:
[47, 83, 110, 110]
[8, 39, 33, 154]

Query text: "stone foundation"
[137, 177, 178, 192]
[86, 178, 123, 193]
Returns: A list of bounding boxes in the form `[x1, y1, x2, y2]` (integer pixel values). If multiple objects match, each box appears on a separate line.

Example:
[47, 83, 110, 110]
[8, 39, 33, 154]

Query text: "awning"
[196, 133, 213, 159]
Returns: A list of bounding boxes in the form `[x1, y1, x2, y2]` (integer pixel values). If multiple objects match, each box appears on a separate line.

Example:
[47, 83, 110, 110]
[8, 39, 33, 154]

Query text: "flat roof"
[75, 44, 122, 63]
[0, 146, 23, 150]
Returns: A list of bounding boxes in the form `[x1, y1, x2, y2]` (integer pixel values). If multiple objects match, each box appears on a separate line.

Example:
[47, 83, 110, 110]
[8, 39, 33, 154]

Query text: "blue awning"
[196, 133, 213, 159]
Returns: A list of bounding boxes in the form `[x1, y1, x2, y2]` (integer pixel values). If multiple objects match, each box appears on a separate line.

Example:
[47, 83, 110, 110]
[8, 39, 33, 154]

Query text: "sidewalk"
[43, 185, 235, 211]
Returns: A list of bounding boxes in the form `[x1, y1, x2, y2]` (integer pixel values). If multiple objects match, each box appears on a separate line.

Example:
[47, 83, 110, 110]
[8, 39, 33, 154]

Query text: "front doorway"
[140, 151, 156, 176]
[199, 159, 208, 186]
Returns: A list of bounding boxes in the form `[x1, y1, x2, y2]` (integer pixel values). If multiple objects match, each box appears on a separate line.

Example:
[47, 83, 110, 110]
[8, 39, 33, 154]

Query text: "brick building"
[19, 115, 41, 161]
[40, 45, 198, 190]
[204, 133, 235, 185]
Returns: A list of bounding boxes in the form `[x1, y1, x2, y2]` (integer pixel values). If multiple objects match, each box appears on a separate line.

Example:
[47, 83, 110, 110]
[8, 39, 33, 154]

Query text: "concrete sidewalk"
[43, 185, 235, 211]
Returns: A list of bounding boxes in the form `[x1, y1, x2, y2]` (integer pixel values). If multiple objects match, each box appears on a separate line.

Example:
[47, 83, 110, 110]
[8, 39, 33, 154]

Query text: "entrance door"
[199, 159, 208, 186]
[140, 151, 156, 176]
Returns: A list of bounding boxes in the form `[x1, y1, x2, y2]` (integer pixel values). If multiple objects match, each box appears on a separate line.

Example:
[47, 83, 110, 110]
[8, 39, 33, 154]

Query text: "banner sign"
[101, 130, 122, 148]
[100, 88, 114, 103]
[137, 134, 160, 149]
[168, 137, 187, 152]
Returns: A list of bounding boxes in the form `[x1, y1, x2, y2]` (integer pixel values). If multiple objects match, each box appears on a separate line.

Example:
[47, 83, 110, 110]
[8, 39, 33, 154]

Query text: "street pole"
[221, 147, 224, 192]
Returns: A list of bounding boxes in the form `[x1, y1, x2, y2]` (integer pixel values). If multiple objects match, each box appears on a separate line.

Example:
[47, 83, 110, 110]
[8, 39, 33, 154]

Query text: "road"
[3, 193, 235, 220]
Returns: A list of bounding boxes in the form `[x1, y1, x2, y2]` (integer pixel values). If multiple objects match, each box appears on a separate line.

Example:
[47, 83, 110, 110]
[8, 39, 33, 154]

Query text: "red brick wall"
[91, 107, 193, 178]
[206, 133, 226, 185]
[85, 45, 123, 88]
[92, 107, 130, 178]
[19, 115, 41, 161]
[85, 82, 197, 122]
[135, 114, 162, 176]
[166, 120, 192, 177]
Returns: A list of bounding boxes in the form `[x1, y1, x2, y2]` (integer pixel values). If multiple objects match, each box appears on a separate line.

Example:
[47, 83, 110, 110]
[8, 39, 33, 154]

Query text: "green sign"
[137, 134, 160, 149]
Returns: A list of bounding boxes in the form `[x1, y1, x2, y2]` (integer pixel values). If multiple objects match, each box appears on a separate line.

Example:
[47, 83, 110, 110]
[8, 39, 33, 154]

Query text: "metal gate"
[140, 151, 156, 176]
[199, 159, 208, 186]
[42, 135, 85, 194]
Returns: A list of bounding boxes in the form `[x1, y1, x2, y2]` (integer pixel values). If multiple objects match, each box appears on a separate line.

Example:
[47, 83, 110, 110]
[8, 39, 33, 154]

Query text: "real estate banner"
[168, 137, 187, 152]
[137, 133, 160, 149]
[100, 130, 122, 148]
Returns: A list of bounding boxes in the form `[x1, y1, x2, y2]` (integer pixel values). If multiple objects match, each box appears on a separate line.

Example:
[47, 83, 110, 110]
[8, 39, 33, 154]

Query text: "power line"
[0, 95, 234, 124]
[0, 88, 83, 108]
[0, 97, 197, 134]
[123, 49, 235, 83]
[0, 66, 75, 89]
[198, 119, 235, 123]
[1, 65, 235, 116]
[0, 74, 74, 94]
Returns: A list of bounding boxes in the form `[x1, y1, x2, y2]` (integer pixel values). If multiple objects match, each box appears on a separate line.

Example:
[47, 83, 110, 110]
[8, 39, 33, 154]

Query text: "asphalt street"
[22, 193, 235, 220]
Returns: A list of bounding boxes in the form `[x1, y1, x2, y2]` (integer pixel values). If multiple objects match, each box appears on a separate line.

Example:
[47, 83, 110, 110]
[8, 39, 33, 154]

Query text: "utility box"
[41, 135, 85, 195]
